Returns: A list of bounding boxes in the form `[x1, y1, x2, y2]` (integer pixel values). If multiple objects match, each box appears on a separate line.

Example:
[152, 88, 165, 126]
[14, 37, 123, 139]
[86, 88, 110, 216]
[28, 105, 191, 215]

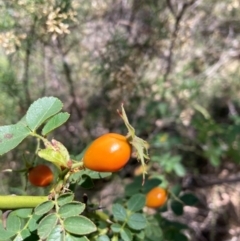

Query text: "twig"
[22, 16, 37, 107]
[164, 0, 196, 82]
[56, 38, 83, 119]
[184, 175, 240, 188]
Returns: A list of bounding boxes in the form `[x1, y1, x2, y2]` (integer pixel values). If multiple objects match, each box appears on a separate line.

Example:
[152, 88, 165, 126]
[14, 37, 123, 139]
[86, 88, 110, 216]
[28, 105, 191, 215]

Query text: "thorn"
[83, 193, 88, 205]
[142, 175, 145, 186]
[117, 109, 122, 116]
[2, 169, 12, 173]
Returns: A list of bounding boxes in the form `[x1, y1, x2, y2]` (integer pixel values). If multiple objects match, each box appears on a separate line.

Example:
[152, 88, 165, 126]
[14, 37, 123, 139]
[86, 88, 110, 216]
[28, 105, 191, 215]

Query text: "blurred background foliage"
[1, 0, 240, 240]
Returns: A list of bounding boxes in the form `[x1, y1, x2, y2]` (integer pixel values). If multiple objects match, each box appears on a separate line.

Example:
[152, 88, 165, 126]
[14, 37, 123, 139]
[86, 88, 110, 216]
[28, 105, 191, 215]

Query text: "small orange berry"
[28, 164, 54, 187]
[146, 187, 167, 208]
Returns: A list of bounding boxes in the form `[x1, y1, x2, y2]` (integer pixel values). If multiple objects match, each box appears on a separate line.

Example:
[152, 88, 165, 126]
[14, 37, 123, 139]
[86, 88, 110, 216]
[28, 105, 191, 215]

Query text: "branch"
[164, 0, 196, 82]
[0, 196, 48, 209]
[56, 38, 83, 119]
[22, 16, 37, 108]
[184, 175, 240, 188]
[166, 0, 176, 17]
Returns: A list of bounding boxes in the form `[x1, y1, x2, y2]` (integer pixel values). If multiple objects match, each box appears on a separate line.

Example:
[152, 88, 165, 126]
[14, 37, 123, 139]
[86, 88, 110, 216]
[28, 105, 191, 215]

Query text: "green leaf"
[37, 213, 58, 239]
[47, 225, 63, 241]
[38, 139, 70, 168]
[0, 224, 16, 240]
[176, 233, 188, 241]
[63, 216, 97, 235]
[112, 204, 127, 222]
[65, 234, 90, 241]
[26, 97, 63, 131]
[120, 227, 133, 241]
[173, 162, 186, 177]
[161, 218, 188, 230]
[17, 115, 27, 126]
[209, 154, 220, 166]
[42, 112, 70, 135]
[159, 154, 183, 174]
[58, 202, 85, 219]
[98, 221, 108, 229]
[142, 178, 162, 194]
[127, 194, 146, 212]
[135, 230, 145, 240]
[158, 203, 168, 213]
[14, 229, 31, 241]
[127, 213, 147, 230]
[125, 176, 142, 197]
[145, 223, 163, 241]
[170, 200, 184, 216]
[180, 193, 199, 206]
[78, 175, 94, 189]
[28, 214, 42, 232]
[69, 172, 81, 183]
[170, 184, 182, 197]
[34, 201, 55, 215]
[82, 169, 112, 179]
[13, 234, 23, 241]
[15, 208, 33, 218]
[165, 230, 188, 241]
[69, 170, 111, 186]
[6, 213, 21, 232]
[96, 235, 110, 241]
[111, 223, 121, 233]
[57, 193, 74, 206]
[0, 124, 31, 155]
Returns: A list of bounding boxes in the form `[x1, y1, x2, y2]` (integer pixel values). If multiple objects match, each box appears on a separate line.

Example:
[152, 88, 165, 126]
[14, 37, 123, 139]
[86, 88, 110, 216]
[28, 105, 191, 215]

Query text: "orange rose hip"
[28, 164, 54, 187]
[83, 133, 131, 172]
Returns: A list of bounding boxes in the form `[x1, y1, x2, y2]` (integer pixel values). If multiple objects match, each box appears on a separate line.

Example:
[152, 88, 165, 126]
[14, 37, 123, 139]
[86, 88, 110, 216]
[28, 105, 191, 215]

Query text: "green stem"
[169, 191, 185, 205]
[0, 196, 49, 209]
[33, 137, 41, 159]
[30, 132, 50, 145]
[91, 210, 112, 223]
[71, 160, 84, 169]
